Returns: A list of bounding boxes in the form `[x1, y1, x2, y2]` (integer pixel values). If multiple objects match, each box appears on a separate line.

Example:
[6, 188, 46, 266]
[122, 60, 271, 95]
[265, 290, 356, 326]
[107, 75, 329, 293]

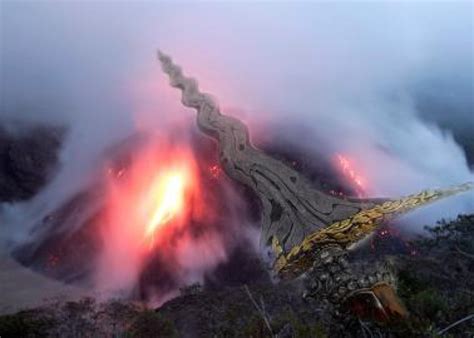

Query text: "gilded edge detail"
[274, 182, 474, 279]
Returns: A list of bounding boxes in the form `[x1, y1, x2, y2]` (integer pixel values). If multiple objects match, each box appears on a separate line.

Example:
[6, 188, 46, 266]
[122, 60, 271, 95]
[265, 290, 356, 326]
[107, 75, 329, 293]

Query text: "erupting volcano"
[1, 2, 474, 336]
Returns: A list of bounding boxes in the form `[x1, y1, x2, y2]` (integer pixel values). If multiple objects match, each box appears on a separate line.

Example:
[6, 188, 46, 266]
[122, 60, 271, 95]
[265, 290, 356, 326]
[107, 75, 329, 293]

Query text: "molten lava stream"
[143, 168, 190, 246]
[334, 153, 367, 197]
[96, 141, 200, 293]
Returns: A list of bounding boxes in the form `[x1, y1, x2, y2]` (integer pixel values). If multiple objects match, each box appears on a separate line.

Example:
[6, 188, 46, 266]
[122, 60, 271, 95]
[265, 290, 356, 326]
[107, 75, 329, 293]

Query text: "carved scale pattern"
[275, 182, 474, 279]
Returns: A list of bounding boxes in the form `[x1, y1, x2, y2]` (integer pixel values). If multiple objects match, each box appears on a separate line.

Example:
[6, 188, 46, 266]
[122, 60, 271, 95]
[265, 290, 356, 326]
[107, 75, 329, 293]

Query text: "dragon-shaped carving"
[157, 51, 474, 321]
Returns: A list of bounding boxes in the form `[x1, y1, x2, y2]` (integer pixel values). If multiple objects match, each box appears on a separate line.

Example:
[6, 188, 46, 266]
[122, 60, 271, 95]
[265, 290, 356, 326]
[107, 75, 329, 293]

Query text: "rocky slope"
[1, 215, 473, 337]
[0, 124, 64, 202]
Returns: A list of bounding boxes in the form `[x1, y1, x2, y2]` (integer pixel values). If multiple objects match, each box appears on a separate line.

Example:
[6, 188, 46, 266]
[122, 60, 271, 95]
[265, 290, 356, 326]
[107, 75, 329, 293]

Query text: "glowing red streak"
[96, 138, 229, 295]
[103, 141, 200, 253]
[335, 154, 367, 197]
[144, 170, 188, 241]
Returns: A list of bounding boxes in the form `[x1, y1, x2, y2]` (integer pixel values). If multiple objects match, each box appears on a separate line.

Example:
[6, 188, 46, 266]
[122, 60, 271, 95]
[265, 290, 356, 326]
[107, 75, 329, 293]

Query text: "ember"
[209, 164, 221, 178]
[47, 254, 60, 269]
[370, 225, 418, 257]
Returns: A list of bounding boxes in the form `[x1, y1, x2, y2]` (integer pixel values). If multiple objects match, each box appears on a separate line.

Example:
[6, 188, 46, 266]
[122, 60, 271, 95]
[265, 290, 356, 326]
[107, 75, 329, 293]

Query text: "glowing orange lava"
[102, 140, 200, 254]
[96, 137, 231, 295]
[335, 154, 367, 197]
[144, 169, 189, 241]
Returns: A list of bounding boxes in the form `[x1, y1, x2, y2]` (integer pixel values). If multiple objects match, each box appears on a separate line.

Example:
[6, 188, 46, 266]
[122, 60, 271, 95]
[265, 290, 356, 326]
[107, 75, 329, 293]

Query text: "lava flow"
[95, 138, 201, 293]
[143, 168, 189, 244]
[334, 153, 367, 197]
[112, 141, 198, 247]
